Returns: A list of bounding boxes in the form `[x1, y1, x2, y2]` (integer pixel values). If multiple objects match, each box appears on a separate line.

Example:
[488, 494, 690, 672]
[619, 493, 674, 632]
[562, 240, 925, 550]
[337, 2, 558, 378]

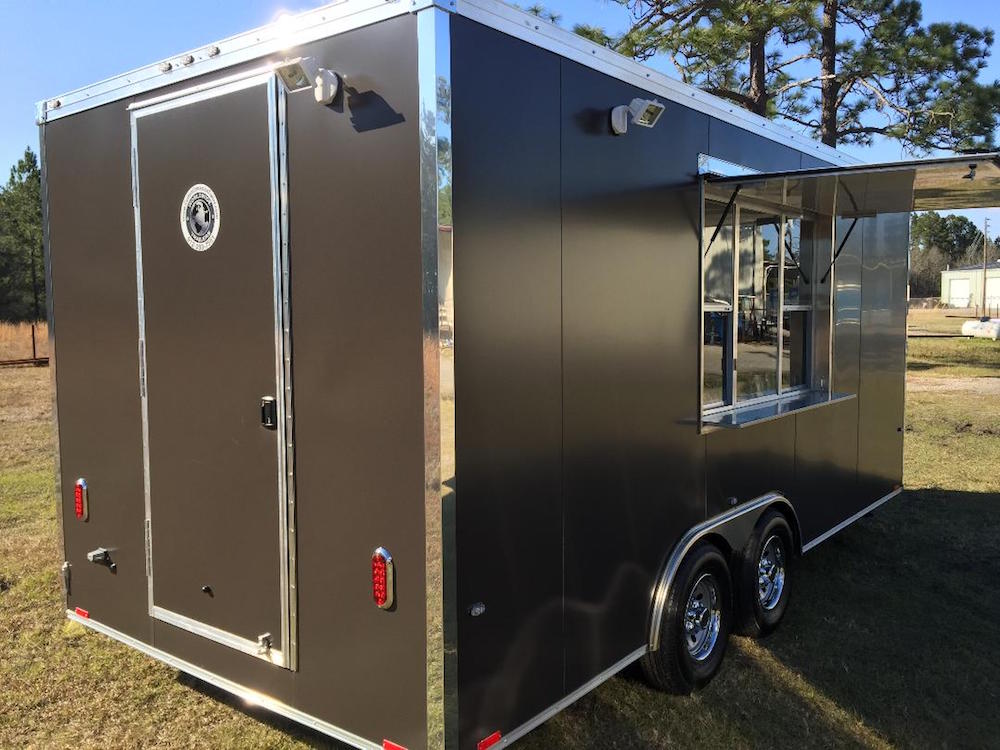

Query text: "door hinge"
[61, 561, 71, 598]
[138, 340, 147, 398]
[144, 518, 152, 578]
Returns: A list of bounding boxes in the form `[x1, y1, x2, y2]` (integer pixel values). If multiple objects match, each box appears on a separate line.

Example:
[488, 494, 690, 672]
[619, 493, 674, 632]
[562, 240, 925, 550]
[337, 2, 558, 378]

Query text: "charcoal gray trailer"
[38, 1, 1000, 748]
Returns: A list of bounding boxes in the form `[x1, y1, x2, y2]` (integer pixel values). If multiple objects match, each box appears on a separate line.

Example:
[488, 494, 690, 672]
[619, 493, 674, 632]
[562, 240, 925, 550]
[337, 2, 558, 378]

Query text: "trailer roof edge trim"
[36, 0, 856, 167]
[706, 153, 1000, 212]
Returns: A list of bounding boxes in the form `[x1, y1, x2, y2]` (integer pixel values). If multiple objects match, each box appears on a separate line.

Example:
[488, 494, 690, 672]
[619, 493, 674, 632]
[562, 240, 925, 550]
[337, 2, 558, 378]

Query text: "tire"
[735, 510, 793, 638]
[641, 543, 732, 694]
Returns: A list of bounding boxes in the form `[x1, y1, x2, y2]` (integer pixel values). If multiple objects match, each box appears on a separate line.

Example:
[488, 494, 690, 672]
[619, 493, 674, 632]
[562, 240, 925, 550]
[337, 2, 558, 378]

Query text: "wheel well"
[647, 492, 802, 652]
[766, 501, 803, 556]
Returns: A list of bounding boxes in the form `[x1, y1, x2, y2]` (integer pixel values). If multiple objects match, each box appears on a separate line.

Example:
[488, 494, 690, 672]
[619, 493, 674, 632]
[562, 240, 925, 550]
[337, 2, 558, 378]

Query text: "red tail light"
[74, 478, 89, 521]
[372, 547, 394, 610]
[478, 731, 502, 750]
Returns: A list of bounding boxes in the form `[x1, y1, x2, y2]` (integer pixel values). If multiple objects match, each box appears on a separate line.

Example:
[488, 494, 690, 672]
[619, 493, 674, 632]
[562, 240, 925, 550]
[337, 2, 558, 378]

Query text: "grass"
[907, 307, 979, 336]
[0, 321, 49, 361]
[1, 336, 998, 749]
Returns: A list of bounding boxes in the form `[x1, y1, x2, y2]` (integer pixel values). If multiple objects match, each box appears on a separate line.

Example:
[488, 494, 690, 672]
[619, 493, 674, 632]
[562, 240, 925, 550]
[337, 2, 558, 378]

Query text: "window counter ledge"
[702, 391, 856, 430]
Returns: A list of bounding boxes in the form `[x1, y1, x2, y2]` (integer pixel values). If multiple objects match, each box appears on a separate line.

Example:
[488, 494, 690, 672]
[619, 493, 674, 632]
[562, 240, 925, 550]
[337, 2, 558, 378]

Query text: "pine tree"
[578, 0, 1000, 151]
[0, 147, 44, 323]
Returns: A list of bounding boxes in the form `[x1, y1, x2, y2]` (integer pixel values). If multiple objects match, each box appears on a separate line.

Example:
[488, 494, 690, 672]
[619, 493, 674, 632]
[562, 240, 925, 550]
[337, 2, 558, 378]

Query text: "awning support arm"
[820, 217, 859, 284]
[704, 185, 741, 257]
[783, 233, 811, 285]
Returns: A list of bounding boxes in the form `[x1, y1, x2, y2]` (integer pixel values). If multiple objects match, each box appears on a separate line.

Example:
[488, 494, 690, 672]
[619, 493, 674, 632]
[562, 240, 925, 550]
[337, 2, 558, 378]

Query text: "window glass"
[736, 212, 780, 401]
[703, 200, 734, 308]
[703, 311, 730, 406]
[783, 218, 807, 305]
[782, 310, 809, 389]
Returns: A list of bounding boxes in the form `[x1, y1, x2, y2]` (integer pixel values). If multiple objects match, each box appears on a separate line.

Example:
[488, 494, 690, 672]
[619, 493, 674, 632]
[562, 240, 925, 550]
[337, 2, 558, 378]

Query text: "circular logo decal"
[180, 183, 221, 252]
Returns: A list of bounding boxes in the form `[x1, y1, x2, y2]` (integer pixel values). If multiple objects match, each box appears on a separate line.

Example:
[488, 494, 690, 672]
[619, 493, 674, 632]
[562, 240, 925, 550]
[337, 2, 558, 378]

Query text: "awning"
[704, 153, 1000, 216]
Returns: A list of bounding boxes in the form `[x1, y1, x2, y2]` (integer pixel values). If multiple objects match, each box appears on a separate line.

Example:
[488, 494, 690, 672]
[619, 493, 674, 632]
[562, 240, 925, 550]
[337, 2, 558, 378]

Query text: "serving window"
[701, 185, 824, 417]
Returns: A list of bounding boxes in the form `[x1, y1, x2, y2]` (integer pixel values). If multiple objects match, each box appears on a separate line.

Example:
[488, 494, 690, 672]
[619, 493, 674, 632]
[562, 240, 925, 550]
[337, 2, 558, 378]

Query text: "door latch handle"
[87, 547, 117, 573]
[260, 396, 278, 430]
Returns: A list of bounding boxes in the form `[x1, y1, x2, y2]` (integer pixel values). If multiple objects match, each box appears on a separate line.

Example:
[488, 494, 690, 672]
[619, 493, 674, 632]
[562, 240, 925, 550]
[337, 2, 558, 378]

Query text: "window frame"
[700, 184, 821, 419]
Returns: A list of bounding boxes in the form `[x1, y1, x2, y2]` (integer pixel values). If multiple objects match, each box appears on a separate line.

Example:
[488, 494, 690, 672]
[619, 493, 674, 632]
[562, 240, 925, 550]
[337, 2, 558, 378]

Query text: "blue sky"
[1, 0, 997, 228]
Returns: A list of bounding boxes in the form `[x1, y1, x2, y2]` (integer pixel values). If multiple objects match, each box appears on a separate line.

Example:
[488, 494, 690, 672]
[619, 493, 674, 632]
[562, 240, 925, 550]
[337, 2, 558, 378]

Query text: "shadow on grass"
[179, 673, 355, 749]
[519, 488, 1000, 749]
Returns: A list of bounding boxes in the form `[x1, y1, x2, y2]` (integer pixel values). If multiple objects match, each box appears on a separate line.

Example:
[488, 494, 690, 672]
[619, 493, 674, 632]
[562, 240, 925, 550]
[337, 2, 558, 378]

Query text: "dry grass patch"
[0, 321, 48, 361]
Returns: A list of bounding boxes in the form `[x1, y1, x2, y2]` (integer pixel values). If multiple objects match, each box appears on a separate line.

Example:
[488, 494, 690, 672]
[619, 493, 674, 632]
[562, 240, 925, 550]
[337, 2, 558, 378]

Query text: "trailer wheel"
[641, 543, 732, 694]
[736, 510, 793, 638]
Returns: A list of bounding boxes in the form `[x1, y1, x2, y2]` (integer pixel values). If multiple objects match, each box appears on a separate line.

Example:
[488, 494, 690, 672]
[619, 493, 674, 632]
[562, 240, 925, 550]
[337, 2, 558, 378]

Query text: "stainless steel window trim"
[648, 492, 799, 651]
[801, 487, 902, 553]
[495, 645, 648, 748]
[418, 7, 456, 749]
[65, 610, 381, 750]
[36, 0, 856, 169]
[698, 153, 761, 177]
[776, 213, 786, 395]
[828, 178, 839, 396]
[703, 383, 814, 417]
[131, 74, 294, 669]
[731, 203, 743, 403]
[151, 605, 286, 664]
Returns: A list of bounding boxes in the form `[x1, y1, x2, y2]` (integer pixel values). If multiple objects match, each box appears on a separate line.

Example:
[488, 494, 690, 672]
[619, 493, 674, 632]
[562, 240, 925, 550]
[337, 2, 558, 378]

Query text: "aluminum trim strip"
[268, 75, 297, 672]
[497, 646, 648, 748]
[453, 0, 857, 166]
[37, 0, 431, 123]
[65, 610, 380, 750]
[130, 73, 272, 121]
[801, 487, 902, 553]
[152, 606, 285, 664]
[648, 492, 799, 652]
[128, 64, 277, 111]
[129, 107, 154, 615]
[275, 74, 299, 673]
[418, 7, 457, 749]
[39, 124, 66, 604]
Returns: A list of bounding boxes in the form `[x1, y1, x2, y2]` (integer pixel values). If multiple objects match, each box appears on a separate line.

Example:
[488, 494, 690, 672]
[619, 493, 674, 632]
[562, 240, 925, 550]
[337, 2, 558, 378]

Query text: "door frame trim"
[130, 71, 297, 670]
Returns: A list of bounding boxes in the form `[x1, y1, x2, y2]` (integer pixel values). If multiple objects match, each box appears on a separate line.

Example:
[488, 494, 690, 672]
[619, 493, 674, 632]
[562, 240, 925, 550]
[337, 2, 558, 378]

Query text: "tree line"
[910, 211, 999, 298]
[0, 148, 44, 324]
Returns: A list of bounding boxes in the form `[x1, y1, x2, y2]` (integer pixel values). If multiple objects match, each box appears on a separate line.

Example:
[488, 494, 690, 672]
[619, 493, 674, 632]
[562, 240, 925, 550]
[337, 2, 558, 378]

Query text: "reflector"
[478, 731, 502, 750]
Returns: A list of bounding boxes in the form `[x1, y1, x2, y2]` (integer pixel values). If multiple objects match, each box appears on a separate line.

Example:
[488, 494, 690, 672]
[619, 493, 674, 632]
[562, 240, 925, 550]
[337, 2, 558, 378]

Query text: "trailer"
[37, 1, 1000, 748]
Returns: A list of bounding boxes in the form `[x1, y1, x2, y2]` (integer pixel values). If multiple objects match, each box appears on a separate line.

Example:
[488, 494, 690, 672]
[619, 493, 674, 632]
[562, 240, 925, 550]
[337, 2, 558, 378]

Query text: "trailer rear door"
[130, 73, 296, 668]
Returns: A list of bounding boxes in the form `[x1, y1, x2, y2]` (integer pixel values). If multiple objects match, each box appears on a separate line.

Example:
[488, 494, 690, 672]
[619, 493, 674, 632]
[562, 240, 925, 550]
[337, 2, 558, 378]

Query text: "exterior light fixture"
[611, 97, 666, 135]
[963, 164, 977, 180]
[274, 57, 340, 105]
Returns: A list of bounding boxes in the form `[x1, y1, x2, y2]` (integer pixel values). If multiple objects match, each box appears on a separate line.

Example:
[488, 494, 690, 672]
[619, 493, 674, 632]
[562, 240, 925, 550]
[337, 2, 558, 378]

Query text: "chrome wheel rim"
[757, 535, 786, 611]
[683, 573, 722, 661]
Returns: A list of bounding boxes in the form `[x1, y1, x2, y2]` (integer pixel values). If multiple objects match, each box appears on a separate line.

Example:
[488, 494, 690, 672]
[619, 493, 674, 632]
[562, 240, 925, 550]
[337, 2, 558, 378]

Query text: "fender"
[647, 492, 801, 652]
